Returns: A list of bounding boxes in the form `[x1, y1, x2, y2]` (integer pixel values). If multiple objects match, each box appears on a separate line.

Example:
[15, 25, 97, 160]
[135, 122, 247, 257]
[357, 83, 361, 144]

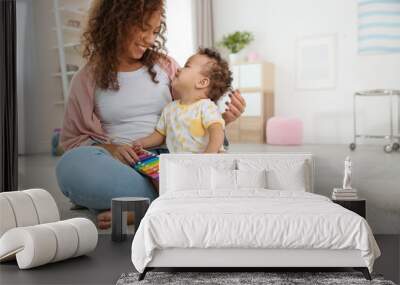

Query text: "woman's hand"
[222, 89, 246, 125]
[98, 144, 139, 166]
[132, 140, 143, 152]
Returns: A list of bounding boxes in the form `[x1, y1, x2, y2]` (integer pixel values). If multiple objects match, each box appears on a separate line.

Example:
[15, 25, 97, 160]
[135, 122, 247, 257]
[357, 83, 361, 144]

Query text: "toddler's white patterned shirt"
[156, 99, 224, 153]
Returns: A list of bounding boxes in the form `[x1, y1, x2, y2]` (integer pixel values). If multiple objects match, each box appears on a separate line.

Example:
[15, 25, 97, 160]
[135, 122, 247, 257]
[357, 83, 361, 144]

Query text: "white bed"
[131, 154, 380, 280]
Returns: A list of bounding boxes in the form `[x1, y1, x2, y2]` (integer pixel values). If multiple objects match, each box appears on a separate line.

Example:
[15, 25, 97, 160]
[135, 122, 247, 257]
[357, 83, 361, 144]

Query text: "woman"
[56, 0, 246, 229]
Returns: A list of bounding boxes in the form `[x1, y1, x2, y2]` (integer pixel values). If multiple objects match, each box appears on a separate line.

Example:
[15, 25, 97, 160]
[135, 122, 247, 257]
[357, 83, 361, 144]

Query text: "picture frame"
[295, 34, 337, 90]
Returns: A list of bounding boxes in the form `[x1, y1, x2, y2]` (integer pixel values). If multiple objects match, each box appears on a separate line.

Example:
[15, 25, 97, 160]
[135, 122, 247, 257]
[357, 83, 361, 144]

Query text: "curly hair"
[82, 0, 167, 90]
[197, 48, 233, 103]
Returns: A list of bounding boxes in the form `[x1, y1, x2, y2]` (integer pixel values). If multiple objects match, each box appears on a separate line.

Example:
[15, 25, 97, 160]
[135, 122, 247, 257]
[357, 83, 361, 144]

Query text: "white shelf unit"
[58, 6, 87, 16]
[225, 61, 275, 143]
[52, 0, 90, 104]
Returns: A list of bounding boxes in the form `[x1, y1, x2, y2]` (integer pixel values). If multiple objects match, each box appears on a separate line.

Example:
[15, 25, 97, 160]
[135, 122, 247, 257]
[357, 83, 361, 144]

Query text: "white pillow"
[238, 159, 308, 191]
[212, 168, 237, 190]
[236, 169, 268, 189]
[167, 162, 212, 191]
[267, 166, 305, 191]
[211, 169, 268, 190]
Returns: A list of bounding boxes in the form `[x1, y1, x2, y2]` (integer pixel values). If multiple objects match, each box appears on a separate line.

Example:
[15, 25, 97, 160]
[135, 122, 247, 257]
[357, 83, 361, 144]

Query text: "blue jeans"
[56, 146, 168, 210]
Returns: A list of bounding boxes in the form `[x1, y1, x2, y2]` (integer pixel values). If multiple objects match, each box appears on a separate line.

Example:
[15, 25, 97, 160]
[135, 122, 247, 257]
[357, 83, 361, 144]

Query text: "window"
[165, 0, 195, 66]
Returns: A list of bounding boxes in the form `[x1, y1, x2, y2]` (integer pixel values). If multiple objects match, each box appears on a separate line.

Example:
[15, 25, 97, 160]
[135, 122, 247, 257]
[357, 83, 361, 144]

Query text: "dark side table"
[111, 197, 150, 242]
[332, 198, 366, 219]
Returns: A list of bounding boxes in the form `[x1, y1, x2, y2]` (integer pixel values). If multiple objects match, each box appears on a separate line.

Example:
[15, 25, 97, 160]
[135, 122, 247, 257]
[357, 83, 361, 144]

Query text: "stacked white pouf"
[0, 189, 98, 269]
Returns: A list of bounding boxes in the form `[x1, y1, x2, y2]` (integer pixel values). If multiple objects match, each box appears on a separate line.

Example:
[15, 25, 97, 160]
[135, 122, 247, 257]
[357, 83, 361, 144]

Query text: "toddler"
[134, 48, 232, 153]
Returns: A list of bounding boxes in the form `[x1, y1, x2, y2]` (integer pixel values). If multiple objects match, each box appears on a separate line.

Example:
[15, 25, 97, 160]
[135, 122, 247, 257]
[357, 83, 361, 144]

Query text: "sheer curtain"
[165, 0, 215, 65]
[193, 0, 214, 49]
[165, 0, 195, 66]
[1, 0, 18, 192]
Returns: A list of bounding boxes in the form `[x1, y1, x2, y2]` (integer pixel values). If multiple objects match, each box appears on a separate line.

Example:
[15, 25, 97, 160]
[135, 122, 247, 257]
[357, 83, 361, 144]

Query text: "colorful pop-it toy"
[132, 149, 159, 180]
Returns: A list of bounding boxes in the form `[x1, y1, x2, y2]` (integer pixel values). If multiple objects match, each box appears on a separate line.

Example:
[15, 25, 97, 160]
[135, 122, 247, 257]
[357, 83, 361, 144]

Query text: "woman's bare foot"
[96, 210, 135, 229]
[97, 211, 112, 229]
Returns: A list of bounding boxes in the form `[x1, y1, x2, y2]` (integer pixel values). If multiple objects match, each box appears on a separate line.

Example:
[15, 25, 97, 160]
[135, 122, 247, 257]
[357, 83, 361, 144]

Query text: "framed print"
[296, 34, 337, 90]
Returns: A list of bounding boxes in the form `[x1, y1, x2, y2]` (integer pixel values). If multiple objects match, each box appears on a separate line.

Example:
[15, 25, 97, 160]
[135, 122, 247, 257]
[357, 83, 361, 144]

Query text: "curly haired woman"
[56, 0, 246, 229]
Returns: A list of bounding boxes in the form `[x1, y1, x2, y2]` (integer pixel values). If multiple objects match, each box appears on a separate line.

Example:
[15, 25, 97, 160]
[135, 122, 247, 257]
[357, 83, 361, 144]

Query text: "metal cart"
[350, 89, 400, 153]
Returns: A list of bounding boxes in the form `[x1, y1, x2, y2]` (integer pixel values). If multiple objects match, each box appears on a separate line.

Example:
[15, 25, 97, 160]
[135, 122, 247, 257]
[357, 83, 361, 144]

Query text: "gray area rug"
[116, 272, 396, 285]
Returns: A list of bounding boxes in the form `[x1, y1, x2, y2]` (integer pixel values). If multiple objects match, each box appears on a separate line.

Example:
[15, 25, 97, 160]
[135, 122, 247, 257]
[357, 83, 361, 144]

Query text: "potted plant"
[218, 31, 254, 63]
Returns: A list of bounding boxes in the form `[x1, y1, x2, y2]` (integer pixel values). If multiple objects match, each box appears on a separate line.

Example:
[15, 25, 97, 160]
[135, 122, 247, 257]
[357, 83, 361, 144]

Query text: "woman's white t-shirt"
[95, 64, 172, 145]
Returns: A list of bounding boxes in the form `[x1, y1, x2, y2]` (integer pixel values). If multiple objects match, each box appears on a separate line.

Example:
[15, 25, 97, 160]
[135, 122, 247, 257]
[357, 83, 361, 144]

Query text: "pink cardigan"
[60, 57, 179, 150]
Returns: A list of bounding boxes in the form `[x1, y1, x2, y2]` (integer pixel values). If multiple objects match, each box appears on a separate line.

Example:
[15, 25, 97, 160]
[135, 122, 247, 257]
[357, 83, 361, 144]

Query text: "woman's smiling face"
[122, 10, 162, 62]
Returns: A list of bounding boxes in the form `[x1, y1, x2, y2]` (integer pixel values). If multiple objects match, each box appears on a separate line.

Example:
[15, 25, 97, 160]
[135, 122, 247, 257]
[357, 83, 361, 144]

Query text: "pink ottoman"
[266, 117, 303, 145]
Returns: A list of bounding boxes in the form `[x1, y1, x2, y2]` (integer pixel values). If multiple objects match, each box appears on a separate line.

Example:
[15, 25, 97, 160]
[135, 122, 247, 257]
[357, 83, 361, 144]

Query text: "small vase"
[229, 53, 239, 64]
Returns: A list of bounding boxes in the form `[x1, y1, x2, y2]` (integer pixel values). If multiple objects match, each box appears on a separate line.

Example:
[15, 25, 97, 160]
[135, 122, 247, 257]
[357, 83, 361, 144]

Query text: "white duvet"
[131, 190, 380, 273]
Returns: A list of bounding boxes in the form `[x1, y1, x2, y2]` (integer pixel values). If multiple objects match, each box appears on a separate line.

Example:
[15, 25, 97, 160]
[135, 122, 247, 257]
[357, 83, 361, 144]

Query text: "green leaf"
[217, 31, 254, 54]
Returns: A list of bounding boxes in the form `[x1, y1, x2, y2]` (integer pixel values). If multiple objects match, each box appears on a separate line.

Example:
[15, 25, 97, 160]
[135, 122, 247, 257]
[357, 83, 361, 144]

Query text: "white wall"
[17, 0, 69, 154]
[213, 0, 400, 144]
[16, 0, 30, 154]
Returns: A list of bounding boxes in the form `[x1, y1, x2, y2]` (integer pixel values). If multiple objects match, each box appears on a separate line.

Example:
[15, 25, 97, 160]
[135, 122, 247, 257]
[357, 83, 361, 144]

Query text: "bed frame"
[139, 248, 371, 280]
[138, 154, 372, 281]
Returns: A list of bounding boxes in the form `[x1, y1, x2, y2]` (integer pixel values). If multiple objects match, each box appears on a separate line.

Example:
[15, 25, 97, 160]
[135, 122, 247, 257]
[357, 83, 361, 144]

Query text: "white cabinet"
[232, 65, 240, 90]
[226, 62, 274, 143]
[241, 92, 262, 116]
[239, 64, 262, 89]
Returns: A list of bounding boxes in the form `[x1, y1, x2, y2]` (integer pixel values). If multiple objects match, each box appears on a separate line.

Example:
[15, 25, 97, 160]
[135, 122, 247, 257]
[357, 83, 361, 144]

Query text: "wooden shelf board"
[57, 7, 86, 16]
[52, 26, 81, 33]
[52, 43, 80, 50]
[52, 71, 76, 77]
